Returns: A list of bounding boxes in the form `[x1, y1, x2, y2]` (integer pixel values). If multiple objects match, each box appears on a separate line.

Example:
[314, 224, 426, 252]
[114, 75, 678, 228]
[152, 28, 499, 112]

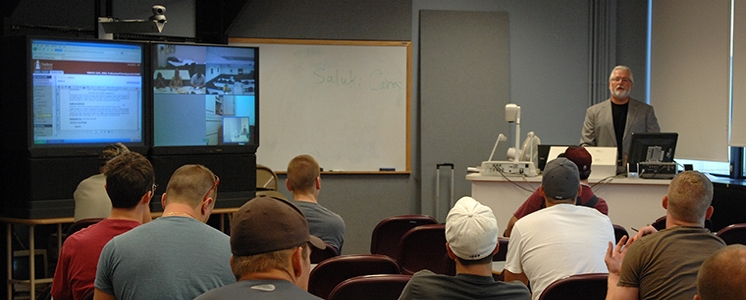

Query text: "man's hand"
[605, 235, 634, 276]
[632, 225, 657, 241]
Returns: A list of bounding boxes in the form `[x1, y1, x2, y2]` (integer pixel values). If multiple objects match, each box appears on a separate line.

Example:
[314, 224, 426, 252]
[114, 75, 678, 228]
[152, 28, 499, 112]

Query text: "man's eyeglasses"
[203, 174, 220, 200]
[610, 77, 632, 84]
[152, 183, 158, 193]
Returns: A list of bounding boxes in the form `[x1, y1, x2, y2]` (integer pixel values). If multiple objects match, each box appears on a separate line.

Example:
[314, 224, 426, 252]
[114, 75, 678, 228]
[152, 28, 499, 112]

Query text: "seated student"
[505, 158, 614, 300]
[195, 195, 327, 299]
[695, 244, 746, 300]
[398, 196, 530, 300]
[94, 164, 235, 300]
[504, 146, 608, 237]
[605, 171, 726, 300]
[286, 154, 346, 253]
[74, 143, 131, 221]
[52, 152, 154, 300]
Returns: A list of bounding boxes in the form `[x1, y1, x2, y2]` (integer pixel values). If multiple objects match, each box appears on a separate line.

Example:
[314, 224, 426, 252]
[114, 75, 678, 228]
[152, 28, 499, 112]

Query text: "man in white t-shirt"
[504, 157, 615, 300]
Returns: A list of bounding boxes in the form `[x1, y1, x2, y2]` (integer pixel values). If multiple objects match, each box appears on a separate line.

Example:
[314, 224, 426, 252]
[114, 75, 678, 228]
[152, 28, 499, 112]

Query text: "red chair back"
[370, 215, 437, 259]
[716, 223, 746, 245]
[538, 273, 608, 300]
[327, 274, 412, 300]
[396, 223, 448, 275]
[308, 254, 401, 299]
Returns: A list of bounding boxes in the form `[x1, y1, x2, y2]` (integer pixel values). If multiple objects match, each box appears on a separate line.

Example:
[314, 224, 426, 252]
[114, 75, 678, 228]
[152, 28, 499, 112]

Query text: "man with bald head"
[695, 244, 746, 300]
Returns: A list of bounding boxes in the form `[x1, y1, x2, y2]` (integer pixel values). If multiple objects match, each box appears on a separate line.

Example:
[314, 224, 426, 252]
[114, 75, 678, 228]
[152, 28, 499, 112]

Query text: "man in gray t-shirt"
[286, 154, 345, 253]
[94, 164, 234, 300]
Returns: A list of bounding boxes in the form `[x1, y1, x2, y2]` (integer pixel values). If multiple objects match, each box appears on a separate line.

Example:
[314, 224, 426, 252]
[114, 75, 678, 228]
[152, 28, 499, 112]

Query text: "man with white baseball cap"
[397, 196, 530, 300]
[504, 157, 614, 300]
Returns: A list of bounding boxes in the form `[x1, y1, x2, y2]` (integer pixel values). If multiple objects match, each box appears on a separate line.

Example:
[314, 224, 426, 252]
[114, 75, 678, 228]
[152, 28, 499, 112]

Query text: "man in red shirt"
[51, 152, 154, 300]
[503, 146, 609, 237]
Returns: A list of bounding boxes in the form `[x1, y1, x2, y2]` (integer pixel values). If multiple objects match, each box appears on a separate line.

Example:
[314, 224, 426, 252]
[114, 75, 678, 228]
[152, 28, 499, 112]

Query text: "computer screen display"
[30, 38, 145, 149]
[151, 43, 258, 154]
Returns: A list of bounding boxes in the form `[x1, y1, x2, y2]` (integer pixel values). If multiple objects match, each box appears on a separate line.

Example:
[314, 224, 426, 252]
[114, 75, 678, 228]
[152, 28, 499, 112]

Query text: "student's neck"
[455, 262, 493, 277]
[108, 207, 146, 223]
[239, 268, 294, 283]
[293, 192, 318, 203]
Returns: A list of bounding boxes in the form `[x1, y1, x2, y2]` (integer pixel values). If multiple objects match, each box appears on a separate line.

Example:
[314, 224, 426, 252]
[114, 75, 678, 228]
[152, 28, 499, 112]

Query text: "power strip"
[480, 161, 539, 177]
[638, 162, 677, 179]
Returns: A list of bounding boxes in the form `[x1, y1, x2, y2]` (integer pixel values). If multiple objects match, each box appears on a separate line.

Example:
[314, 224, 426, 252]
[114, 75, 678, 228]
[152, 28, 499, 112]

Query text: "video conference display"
[151, 43, 257, 148]
[30, 39, 144, 146]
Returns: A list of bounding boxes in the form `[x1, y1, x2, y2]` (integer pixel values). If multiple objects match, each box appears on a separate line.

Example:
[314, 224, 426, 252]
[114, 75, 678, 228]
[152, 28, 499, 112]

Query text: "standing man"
[195, 195, 327, 299]
[580, 65, 660, 171]
[398, 196, 530, 300]
[52, 152, 154, 300]
[94, 164, 235, 300]
[504, 158, 614, 300]
[286, 154, 345, 253]
[503, 146, 609, 237]
[605, 171, 726, 300]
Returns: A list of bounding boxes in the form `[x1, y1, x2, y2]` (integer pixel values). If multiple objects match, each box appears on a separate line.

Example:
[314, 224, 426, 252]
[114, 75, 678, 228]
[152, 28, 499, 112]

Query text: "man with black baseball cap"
[504, 157, 614, 300]
[196, 195, 326, 299]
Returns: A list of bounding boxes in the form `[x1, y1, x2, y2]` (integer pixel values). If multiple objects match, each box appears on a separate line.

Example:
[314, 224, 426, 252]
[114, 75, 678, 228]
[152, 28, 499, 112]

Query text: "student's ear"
[705, 206, 714, 220]
[161, 193, 167, 208]
[662, 195, 668, 209]
[291, 247, 304, 278]
[445, 243, 457, 260]
[285, 179, 292, 192]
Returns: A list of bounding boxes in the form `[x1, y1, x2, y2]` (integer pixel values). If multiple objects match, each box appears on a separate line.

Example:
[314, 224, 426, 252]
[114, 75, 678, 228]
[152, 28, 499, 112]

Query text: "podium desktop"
[466, 173, 670, 234]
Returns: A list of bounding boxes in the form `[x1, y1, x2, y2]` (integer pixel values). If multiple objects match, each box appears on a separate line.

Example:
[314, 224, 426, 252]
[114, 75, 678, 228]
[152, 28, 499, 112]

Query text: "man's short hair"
[104, 152, 154, 209]
[609, 65, 634, 84]
[231, 244, 309, 279]
[287, 155, 320, 193]
[697, 244, 746, 300]
[99, 142, 129, 168]
[666, 171, 713, 223]
[164, 164, 218, 207]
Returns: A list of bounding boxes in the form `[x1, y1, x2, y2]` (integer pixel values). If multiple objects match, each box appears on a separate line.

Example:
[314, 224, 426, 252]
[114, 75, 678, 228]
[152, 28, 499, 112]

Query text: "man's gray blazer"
[580, 98, 660, 163]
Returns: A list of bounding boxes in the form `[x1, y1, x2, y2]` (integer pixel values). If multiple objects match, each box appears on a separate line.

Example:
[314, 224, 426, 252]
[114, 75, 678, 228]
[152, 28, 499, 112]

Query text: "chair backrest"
[491, 237, 509, 281]
[308, 254, 401, 299]
[310, 241, 339, 264]
[327, 274, 412, 300]
[613, 224, 629, 243]
[716, 223, 746, 245]
[65, 218, 104, 239]
[396, 223, 448, 275]
[256, 164, 279, 191]
[537, 273, 608, 300]
[370, 215, 438, 259]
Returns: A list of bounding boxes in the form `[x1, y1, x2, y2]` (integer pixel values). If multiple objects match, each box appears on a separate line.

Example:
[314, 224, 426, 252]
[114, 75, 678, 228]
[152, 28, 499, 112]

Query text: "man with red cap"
[503, 146, 609, 237]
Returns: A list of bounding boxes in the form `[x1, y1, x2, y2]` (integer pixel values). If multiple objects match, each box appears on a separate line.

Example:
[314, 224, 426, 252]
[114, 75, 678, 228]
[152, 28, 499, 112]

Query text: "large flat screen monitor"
[150, 43, 258, 154]
[628, 132, 678, 166]
[27, 37, 147, 157]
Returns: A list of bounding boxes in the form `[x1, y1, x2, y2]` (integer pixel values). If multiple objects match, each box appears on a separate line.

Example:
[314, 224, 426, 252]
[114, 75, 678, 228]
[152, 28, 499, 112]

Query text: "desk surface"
[0, 207, 240, 225]
[467, 173, 672, 185]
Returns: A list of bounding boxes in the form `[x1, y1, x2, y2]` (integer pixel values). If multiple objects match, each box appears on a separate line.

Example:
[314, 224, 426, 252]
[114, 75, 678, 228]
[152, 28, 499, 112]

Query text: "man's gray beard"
[611, 89, 630, 99]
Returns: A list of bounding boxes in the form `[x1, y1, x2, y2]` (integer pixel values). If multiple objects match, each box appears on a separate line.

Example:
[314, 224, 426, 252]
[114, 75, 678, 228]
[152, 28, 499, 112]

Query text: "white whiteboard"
[229, 39, 411, 173]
